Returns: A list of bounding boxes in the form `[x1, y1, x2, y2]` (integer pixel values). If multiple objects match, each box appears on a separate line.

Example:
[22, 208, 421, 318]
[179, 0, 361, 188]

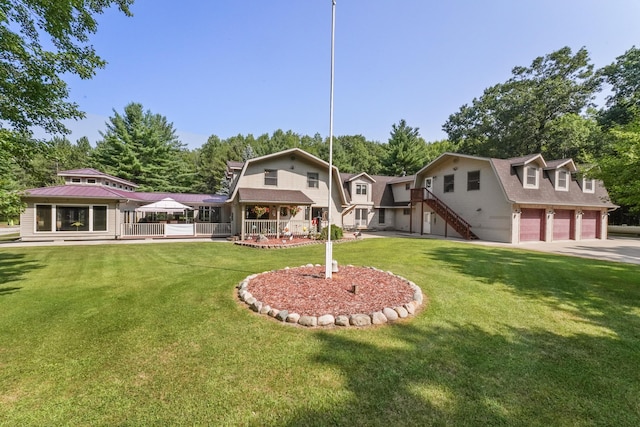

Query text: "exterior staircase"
[410, 188, 479, 240]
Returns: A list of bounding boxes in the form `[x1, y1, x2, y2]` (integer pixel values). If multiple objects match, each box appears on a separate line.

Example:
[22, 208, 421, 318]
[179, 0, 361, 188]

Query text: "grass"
[0, 238, 639, 426]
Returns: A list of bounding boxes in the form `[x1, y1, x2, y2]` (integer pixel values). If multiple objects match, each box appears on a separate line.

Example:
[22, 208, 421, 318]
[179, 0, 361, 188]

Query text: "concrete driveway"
[474, 237, 640, 265]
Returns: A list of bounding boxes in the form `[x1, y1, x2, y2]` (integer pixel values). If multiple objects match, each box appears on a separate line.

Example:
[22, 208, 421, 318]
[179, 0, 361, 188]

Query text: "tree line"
[0, 2, 638, 222]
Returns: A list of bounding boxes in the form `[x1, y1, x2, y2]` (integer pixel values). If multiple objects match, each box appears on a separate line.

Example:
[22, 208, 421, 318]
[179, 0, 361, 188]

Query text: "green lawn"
[1, 238, 639, 426]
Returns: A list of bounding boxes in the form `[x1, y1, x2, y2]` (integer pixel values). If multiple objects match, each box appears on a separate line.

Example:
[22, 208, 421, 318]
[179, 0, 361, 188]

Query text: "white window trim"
[34, 203, 108, 233]
[524, 166, 539, 189]
[582, 177, 595, 193]
[555, 170, 569, 191]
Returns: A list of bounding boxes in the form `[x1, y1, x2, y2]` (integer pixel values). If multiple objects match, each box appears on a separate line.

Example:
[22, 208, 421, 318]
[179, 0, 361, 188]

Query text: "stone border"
[236, 264, 424, 328]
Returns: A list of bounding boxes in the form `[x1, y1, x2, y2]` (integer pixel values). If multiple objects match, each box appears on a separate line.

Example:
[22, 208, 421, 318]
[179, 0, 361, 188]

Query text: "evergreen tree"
[91, 103, 193, 192]
[383, 119, 428, 175]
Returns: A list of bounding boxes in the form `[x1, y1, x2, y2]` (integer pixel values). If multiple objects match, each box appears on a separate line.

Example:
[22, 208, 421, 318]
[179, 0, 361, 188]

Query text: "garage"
[581, 210, 600, 239]
[520, 208, 545, 242]
[553, 209, 574, 240]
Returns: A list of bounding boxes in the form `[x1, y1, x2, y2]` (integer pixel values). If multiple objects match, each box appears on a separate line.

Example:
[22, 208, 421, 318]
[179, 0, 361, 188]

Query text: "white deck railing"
[195, 222, 231, 236]
[120, 222, 231, 238]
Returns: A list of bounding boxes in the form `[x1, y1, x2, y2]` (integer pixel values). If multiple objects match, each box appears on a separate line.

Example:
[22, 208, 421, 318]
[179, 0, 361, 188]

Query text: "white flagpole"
[325, 0, 336, 279]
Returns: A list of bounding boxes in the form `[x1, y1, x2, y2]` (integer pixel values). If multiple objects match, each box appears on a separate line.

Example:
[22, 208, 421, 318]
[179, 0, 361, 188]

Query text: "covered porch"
[236, 188, 320, 240]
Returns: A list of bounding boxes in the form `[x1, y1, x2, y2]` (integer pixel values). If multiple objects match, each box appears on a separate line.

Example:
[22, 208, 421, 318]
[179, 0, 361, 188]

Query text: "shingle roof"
[491, 158, 616, 208]
[237, 188, 314, 204]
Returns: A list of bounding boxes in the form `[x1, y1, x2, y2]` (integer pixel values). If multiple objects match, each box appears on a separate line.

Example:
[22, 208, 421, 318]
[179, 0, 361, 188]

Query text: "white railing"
[121, 222, 231, 238]
[244, 219, 311, 237]
[196, 222, 231, 236]
[121, 222, 165, 237]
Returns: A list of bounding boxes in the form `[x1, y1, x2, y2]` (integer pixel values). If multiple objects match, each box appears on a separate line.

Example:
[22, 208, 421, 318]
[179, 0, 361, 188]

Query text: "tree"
[599, 46, 640, 127]
[91, 103, 193, 192]
[0, 0, 132, 134]
[591, 118, 640, 213]
[443, 47, 601, 159]
[383, 119, 428, 175]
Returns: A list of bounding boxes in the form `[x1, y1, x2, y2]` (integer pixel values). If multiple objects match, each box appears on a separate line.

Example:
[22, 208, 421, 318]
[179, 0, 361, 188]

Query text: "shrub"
[320, 224, 343, 240]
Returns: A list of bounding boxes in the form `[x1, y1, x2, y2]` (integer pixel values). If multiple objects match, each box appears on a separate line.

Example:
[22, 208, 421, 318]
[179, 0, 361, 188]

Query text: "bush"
[320, 224, 343, 240]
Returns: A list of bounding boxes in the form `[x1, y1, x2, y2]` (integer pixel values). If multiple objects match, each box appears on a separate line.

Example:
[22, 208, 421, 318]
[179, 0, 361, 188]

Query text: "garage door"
[520, 208, 545, 242]
[581, 210, 600, 239]
[553, 209, 574, 240]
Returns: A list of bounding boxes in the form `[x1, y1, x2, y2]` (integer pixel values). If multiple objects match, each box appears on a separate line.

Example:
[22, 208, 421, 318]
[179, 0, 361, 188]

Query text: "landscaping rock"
[268, 308, 279, 318]
[245, 296, 256, 306]
[276, 310, 288, 321]
[413, 290, 423, 305]
[404, 301, 416, 315]
[371, 311, 388, 325]
[383, 307, 399, 321]
[318, 314, 335, 326]
[298, 316, 317, 327]
[350, 314, 371, 326]
[286, 313, 301, 323]
[250, 301, 262, 312]
[335, 315, 350, 326]
[394, 306, 409, 318]
[260, 305, 271, 315]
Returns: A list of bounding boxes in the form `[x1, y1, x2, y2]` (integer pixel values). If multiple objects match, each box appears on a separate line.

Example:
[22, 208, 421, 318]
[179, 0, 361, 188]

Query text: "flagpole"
[325, 0, 336, 279]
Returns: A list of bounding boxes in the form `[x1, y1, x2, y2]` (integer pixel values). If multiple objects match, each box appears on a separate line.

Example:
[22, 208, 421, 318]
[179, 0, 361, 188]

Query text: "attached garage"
[581, 210, 600, 239]
[520, 208, 545, 242]
[553, 209, 574, 240]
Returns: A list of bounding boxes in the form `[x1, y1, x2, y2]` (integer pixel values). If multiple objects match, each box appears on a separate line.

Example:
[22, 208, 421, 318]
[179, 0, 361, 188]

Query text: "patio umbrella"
[136, 197, 194, 213]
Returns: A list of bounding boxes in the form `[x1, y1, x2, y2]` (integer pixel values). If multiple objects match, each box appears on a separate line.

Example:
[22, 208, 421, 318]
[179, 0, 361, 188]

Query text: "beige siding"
[416, 157, 513, 242]
[20, 198, 119, 241]
[391, 182, 411, 204]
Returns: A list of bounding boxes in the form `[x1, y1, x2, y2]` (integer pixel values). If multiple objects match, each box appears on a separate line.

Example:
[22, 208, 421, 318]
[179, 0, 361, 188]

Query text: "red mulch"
[235, 236, 328, 249]
[246, 265, 416, 317]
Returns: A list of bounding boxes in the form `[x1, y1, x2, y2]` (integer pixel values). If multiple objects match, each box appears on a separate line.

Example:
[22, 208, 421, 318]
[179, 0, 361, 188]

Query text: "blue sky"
[44, 0, 640, 149]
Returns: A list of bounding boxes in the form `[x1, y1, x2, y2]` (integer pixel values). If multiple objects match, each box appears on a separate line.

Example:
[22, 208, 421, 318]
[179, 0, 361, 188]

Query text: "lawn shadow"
[0, 252, 43, 287]
[424, 245, 640, 340]
[283, 321, 639, 426]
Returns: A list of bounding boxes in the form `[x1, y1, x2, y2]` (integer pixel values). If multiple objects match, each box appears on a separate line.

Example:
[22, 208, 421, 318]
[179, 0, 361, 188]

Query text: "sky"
[36, 0, 640, 149]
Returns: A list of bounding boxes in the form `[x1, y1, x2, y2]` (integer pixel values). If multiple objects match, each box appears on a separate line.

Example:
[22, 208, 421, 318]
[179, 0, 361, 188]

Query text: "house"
[19, 149, 616, 244]
[410, 153, 616, 243]
[226, 148, 348, 239]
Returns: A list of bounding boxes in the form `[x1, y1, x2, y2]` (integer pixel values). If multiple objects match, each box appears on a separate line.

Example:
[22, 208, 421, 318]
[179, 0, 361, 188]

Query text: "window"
[356, 184, 367, 195]
[71, 178, 81, 183]
[87, 179, 96, 184]
[556, 170, 568, 191]
[403, 208, 411, 215]
[307, 172, 319, 188]
[36, 205, 52, 231]
[444, 174, 454, 193]
[93, 206, 107, 231]
[378, 208, 385, 224]
[405, 183, 410, 190]
[57, 206, 89, 231]
[467, 170, 480, 191]
[264, 169, 277, 186]
[525, 166, 538, 188]
[583, 178, 594, 193]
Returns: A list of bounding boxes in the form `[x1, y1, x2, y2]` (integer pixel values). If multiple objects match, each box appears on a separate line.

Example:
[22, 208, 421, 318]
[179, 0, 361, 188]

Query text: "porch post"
[276, 206, 280, 239]
[241, 205, 246, 240]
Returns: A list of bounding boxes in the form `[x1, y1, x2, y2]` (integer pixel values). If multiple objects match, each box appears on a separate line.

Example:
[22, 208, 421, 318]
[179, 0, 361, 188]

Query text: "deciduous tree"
[0, 0, 132, 134]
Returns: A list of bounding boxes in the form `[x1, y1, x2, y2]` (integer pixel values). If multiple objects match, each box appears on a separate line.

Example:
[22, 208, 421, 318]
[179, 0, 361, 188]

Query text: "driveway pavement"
[472, 236, 640, 265]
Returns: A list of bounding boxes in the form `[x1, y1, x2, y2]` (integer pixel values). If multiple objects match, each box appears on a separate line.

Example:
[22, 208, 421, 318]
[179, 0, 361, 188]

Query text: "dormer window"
[524, 166, 539, 189]
[582, 177, 595, 193]
[356, 184, 367, 195]
[555, 170, 569, 191]
[71, 178, 81, 183]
